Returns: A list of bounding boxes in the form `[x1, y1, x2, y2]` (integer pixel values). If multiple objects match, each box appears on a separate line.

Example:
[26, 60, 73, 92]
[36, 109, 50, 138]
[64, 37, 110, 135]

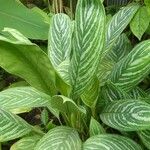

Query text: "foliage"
[0, 0, 150, 149]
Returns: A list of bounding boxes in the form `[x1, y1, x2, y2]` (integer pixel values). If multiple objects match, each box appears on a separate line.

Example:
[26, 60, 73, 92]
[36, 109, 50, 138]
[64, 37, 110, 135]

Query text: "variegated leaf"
[35, 126, 82, 150]
[83, 134, 142, 150]
[101, 81, 131, 103]
[110, 40, 150, 92]
[0, 108, 33, 142]
[10, 135, 41, 150]
[107, 33, 132, 62]
[100, 100, 150, 131]
[89, 117, 105, 137]
[0, 87, 51, 112]
[48, 13, 71, 69]
[138, 130, 150, 150]
[106, 0, 130, 6]
[102, 4, 139, 58]
[70, 0, 105, 96]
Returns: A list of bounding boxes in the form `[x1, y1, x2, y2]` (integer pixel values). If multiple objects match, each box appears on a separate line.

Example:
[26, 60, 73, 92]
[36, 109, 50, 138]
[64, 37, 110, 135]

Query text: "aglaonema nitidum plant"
[0, 0, 150, 149]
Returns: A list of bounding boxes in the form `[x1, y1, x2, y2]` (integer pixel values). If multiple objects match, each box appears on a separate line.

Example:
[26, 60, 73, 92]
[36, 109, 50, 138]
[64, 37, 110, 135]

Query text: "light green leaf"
[103, 4, 139, 58]
[89, 117, 105, 137]
[35, 126, 82, 150]
[51, 95, 86, 114]
[83, 134, 142, 150]
[0, 108, 33, 142]
[48, 13, 71, 69]
[0, 0, 50, 39]
[144, 0, 150, 15]
[0, 31, 56, 95]
[0, 87, 51, 113]
[70, 0, 105, 96]
[130, 6, 150, 40]
[110, 40, 150, 92]
[100, 100, 150, 131]
[101, 81, 131, 103]
[138, 130, 150, 150]
[10, 135, 41, 150]
[81, 77, 99, 107]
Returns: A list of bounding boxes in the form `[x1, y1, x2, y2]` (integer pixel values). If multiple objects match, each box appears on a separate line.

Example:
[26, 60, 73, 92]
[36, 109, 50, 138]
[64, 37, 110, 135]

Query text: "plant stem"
[70, 0, 73, 19]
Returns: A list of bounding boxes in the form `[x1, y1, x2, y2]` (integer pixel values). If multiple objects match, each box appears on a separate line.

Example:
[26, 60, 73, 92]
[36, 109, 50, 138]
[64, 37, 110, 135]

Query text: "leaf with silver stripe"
[35, 126, 82, 150]
[10, 135, 41, 150]
[102, 4, 139, 58]
[70, 0, 105, 96]
[138, 130, 150, 150]
[100, 100, 150, 131]
[83, 134, 142, 150]
[0, 87, 51, 112]
[48, 13, 71, 69]
[110, 40, 150, 92]
[0, 108, 33, 142]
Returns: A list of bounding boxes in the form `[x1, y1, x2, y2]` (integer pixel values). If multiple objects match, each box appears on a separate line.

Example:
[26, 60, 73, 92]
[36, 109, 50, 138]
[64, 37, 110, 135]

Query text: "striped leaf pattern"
[110, 40, 150, 92]
[101, 81, 131, 103]
[100, 100, 150, 131]
[89, 117, 105, 137]
[138, 130, 150, 150]
[10, 135, 41, 150]
[70, 0, 105, 96]
[103, 4, 139, 58]
[107, 33, 132, 62]
[48, 13, 71, 69]
[35, 126, 82, 150]
[0, 108, 32, 142]
[106, 0, 130, 6]
[0, 87, 51, 112]
[83, 134, 142, 150]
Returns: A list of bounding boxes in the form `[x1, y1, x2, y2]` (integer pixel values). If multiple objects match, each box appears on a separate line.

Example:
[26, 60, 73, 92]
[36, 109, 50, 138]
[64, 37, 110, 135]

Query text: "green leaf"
[51, 95, 86, 114]
[10, 135, 41, 150]
[81, 77, 100, 107]
[110, 40, 150, 92]
[103, 4, 139, 58]
[107, 33, 132, 62]
[48, 13, 71, 69]
[41, 109, 49, 126]
[83, 134, 142, 150]
[130, 6, 150, 40]
[0, 0, 50, 39]
[101, 81, 131, 103]
[35, 126, 82, 150]
[100, 100, 150, 131]
[144, 0, 150, 15]
[106, 0, 129, 6]
[70, 0, 105, 96]
[89, 117, 105, 137]
[0, 87, 51, 112]
[0, 30, 56, 95]
[138, 130, 150, 150]
[0, 108, 33, 142]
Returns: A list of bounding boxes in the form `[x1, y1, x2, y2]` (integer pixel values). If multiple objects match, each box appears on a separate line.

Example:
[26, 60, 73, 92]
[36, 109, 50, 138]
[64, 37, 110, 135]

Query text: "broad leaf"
[83, 134, 142, 150]
[70, 0, 105, 96]
[51, 95, 86, 114]
[48, 13, 71, 69]
[0, 87, 51, 113]
[0, 0, 50, 39]
[107, 33, 132, 62]
[35, 126, 82, 150]
[0, 108, 33, 142]
[10, 135, 41, 150]
[81, 77, 99, 107]
[89, 117, 105, 137]
[101, 81, 131, 103]
[100, 100, 150, 131]
[130, 6, 150, 40]
[110, 40, 150, 92]
[138, 130, 150, 150]
[0, 30, 56, 95]
[103, 4, 139, 58]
